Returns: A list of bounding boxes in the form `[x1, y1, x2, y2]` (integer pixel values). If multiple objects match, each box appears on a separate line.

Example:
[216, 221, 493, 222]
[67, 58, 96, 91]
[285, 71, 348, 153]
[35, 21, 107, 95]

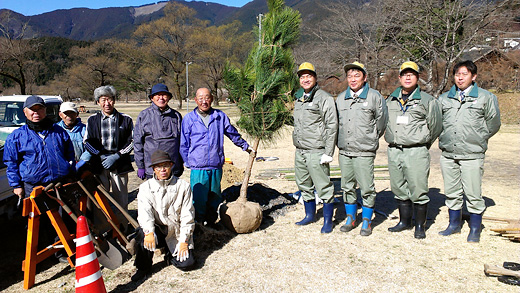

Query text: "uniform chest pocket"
[305, 103, 321, 114]
[151, 119, 178, 139]
[407, 103, 426, 119]
[464, 101, 485, 120]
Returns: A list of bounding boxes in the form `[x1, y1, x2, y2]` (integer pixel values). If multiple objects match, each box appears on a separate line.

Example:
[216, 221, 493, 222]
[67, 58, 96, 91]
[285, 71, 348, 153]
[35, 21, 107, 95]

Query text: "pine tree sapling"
[220, 0, 301, 233]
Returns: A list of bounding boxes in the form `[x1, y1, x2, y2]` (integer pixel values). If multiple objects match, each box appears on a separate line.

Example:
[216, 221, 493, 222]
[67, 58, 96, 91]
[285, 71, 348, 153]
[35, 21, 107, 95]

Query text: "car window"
[0, 102, 25, 127]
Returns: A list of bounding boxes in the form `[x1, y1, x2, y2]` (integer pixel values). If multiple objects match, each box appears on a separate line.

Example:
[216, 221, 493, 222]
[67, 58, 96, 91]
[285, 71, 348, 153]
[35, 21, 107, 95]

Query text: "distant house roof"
[460, 46, 495, 62]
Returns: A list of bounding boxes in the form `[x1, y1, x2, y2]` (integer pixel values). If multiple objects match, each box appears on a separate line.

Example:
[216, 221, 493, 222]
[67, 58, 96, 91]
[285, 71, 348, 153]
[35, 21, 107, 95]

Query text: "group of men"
[4, 84, 251, 281]
[3, 58, 500, 282]
[292, 60, 500, 243]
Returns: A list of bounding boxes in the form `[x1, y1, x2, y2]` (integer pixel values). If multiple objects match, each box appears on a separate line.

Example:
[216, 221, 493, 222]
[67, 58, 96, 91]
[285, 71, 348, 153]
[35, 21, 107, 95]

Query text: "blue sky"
[1, 0, 251, 16]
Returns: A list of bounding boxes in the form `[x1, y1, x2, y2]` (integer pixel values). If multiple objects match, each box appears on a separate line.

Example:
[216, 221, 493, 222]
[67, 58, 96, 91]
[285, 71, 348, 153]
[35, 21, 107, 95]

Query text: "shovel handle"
[484, 264, 520, 278]
[77, 181, 129, 246]
[44, 183, 78, 222]
[96, 184, 139, 229]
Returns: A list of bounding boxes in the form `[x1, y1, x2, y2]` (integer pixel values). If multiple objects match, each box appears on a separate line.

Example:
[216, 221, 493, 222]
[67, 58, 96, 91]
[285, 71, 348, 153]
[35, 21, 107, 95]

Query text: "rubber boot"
[320, 203, 334, 233]
[340, 204, 357, 232]
[467, 213, 482, 243]
[414, 203, 428, 239]
[388, 200, 413, 232]
[438, 209, 462, 236]
[360, 206, 374, 236]
[295, 200, 316, 226]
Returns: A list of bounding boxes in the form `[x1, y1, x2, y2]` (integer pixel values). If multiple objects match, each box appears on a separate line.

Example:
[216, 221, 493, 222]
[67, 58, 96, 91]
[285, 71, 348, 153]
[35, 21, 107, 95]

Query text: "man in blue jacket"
[180, 88, 252, 224]
[134, 83, 183, 180]
[4, 95, 75, 198]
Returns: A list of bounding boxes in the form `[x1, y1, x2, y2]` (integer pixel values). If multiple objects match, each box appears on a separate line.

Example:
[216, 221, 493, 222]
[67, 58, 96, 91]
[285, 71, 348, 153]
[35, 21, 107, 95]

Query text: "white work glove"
[143, 232, 157, 252]
[173, 242, 189, 262]
[320, 154, 333, 165]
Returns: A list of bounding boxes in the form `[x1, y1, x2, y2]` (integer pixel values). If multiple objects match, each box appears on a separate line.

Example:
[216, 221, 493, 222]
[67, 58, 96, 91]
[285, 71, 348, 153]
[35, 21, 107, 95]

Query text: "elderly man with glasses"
[131, 150, 195, 282]
[84, 85, 134, 217]
[180, 88, 253, 224]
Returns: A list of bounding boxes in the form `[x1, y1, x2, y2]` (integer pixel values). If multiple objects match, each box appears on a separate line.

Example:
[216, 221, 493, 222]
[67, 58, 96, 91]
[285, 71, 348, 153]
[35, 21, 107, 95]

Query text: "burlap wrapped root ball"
[220, 199, 262, 233]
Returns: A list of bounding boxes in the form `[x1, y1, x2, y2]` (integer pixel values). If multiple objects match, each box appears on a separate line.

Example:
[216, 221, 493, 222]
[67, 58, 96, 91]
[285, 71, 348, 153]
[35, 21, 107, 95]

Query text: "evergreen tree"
[221, 0, 301, 233]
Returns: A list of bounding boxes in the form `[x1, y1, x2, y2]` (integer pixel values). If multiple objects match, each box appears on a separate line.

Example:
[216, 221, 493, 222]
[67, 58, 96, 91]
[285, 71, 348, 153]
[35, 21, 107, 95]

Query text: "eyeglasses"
[153, 163, 172, 170]
[98, 97, 114, 104]
[196, 96, 212, 102]
[400, 73, 416, 78]
[299, 74, 315, 80]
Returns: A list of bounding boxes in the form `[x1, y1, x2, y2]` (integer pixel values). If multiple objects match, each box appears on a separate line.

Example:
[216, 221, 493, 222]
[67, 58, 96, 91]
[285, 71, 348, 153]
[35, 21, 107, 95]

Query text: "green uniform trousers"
[339, 154, 376, 207]
[387, 146, 430, 205]
[294, 150, 334, 203]
[440, 156, 485, 214]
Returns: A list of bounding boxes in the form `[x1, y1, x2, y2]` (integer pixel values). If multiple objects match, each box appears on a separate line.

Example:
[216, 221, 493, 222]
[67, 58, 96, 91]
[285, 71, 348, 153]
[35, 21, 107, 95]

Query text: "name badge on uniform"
[396, 115, 409, 124]
[363, 102, 368, 106]
[308, 102, 313, 107]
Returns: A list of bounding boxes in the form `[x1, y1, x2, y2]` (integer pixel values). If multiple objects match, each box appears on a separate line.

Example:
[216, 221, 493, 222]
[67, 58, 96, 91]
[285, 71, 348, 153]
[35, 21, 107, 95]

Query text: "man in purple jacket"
[134, 83, 183, 179]
[180, 88, 252, 224]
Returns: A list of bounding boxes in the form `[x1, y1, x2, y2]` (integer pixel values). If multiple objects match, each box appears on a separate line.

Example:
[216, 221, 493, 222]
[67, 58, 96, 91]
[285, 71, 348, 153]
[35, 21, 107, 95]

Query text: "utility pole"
[186, 61, 192, 112]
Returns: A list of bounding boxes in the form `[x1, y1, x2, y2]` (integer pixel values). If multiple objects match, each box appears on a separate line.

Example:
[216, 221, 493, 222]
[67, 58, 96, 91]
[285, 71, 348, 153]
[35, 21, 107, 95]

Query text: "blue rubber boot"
[438, 209, 462, 236]
[467, 213, 482, 243]
[295, 200, 316, 226]
[360, 206, 374, 236]
[320, 203, 334, 233]
[340, 204, 357, 232]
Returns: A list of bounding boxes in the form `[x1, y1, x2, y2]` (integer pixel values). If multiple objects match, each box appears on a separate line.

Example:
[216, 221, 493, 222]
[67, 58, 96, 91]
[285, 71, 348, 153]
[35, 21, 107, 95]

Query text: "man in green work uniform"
[437, 60, 500, 243]
[293, 62, 338, 233]
[336, 62, 388, 236]
[385, 61, 442, 239]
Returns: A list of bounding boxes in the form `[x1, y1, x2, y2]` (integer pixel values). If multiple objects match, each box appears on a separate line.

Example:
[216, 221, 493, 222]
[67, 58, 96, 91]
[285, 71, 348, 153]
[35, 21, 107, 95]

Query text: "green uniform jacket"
[438, 83, 501, 159]
[384, 86, 442, 147]
[336, 83, 388, 157]
[293, 85, 338, 157]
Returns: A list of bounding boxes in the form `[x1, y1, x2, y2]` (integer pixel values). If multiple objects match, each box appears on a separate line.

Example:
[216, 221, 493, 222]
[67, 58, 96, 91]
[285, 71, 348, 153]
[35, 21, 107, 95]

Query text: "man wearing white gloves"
[131, 150, 195, 282]
[292, 62, 338, 233]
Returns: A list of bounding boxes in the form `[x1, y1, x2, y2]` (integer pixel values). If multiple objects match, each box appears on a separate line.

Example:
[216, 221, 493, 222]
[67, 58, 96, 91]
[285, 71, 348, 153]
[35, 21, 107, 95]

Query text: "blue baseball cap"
[23, 95, 46, 109]
[149, 83, 172, 99]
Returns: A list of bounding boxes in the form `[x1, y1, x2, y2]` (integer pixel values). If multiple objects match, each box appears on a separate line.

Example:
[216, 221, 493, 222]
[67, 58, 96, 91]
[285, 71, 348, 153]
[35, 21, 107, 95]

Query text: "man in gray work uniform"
[336, 61, 387, 236]
[293, 62, 338, 233]
[385, 61, 442, 239]
[437, 60, 501, 243]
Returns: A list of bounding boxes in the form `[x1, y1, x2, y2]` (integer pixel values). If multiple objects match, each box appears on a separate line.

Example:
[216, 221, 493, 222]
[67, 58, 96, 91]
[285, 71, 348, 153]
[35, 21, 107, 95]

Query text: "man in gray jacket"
[134, 83, 183, 180]
[293, 62, 338, 233]
[438, 60, 501, 243]
[385, 61, 442, 239]
[336, 62, 388, 236]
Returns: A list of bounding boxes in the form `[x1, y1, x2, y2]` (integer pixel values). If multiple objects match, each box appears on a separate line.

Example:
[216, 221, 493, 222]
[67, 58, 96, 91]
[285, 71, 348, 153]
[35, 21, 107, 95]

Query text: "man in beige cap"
[385, 61, 442, 239]
[336, 62, 388, 236]
[57, 102, 90, 169]
[293, 62, 338, 233]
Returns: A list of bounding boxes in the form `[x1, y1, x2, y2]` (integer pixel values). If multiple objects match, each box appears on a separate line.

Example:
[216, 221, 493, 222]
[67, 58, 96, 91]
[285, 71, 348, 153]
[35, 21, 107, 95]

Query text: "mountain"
[0, 1, 240, 41]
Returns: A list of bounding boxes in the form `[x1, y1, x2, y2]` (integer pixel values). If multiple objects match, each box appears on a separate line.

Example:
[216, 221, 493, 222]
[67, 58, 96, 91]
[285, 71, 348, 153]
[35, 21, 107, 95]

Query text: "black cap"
[24, 95, 46, 109]
[149, 83, 172, 99]
[150, 150, 173, 167]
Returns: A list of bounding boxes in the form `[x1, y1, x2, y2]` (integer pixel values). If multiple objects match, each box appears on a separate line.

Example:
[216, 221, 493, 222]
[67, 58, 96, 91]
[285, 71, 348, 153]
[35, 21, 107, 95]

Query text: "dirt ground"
[1, 101, 519, 292]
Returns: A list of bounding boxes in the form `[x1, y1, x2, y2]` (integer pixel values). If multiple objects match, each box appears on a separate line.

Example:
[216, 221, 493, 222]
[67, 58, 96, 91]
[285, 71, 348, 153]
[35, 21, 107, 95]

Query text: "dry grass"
[496, 92, 520, 125]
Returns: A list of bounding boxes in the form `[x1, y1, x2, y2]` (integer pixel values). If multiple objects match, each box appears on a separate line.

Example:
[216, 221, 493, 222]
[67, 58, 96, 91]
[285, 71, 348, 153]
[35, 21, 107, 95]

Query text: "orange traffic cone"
[75, 216, 107, 293]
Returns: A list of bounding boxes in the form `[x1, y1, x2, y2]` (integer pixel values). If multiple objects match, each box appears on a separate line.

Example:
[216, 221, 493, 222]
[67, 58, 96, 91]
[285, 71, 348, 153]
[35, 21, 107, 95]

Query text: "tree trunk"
[213, 81, 220, 106]
[238, 137, 260, 203]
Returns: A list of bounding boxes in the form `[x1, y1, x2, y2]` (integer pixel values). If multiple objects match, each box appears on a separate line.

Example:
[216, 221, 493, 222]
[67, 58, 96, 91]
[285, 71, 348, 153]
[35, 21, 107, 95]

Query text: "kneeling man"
[132, 150, 195, 281]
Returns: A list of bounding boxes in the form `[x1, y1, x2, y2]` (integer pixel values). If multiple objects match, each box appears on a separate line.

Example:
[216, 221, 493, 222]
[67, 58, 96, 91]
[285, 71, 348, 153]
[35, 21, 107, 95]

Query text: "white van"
[0, 95, 63, 216]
